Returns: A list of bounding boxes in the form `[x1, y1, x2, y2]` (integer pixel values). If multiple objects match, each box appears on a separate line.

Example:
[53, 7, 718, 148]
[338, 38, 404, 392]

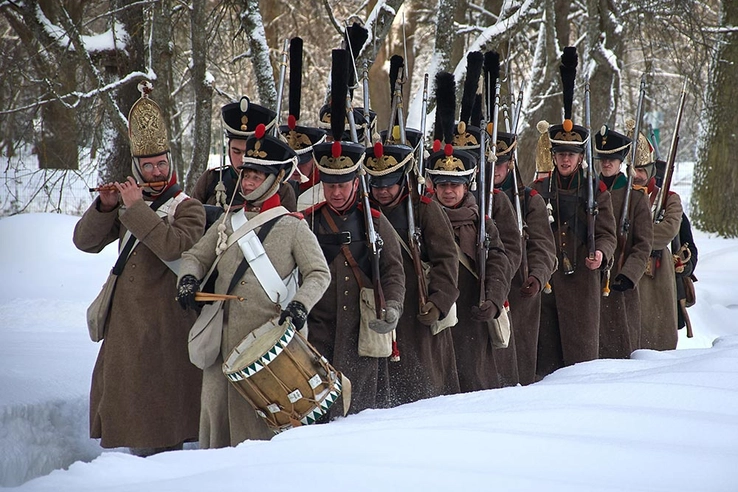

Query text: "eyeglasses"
[141, 161, 170, 172]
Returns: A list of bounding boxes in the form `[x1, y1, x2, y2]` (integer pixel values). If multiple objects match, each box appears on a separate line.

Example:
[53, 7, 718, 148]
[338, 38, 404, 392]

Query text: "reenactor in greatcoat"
[304, 49, 405, 417]
[635, 158, 683, 350]
[492, 131, 557, 385]
[192, 96, 297, 213]
[595, 126, 653, 358]
[365, 135, 461, 406]
[530, 47, 617, 379]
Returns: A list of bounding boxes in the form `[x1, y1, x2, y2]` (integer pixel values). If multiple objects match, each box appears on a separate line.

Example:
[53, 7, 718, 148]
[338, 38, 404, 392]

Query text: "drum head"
[223, 317, 293, 378]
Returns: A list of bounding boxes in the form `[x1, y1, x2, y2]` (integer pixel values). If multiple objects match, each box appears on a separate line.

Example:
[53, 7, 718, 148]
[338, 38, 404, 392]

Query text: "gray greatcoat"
[599, 175, 653, 359]
[532, 170, 617, 379]
[377, 192, 461, 406]
[73, 194, 205, 449]
[178, 199, 330, 448]
[639, 189, 682, 350]
[498, 181, 557, 386]
[305, 201, 405, 417]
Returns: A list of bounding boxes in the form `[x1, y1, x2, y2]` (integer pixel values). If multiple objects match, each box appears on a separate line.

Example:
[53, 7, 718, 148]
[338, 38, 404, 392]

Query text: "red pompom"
[374, 142, 384, 158]
[444, 143, 453, 157]
[332, 141, 342, 158]
[255, 123, 266, 139]
[432, 139, 441, 153]
[288, 114, 296, 130]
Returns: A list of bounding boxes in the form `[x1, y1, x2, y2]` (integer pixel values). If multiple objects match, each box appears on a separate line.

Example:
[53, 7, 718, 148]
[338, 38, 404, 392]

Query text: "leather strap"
[321, 207, 365, 289]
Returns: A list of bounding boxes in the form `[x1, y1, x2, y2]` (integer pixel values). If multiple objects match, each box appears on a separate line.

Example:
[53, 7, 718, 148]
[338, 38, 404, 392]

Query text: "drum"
[223, 317, 347, 433]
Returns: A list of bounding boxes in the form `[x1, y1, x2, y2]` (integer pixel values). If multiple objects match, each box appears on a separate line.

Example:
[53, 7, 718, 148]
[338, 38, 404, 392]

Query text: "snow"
[2, 194, 738, 490]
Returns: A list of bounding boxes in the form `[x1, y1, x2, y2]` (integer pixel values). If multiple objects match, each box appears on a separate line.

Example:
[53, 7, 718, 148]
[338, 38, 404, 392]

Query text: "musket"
[272, 39, 289, 136]
[362, 65, 372, 147]
[583, 80, 597, 260]
[417, 74, 429, 196]
[653, 79, 688, 223]
[510, 80, 529, 280]
[89, 181, 168, 192]
[618, 74, 647, 271]
[486, 79, 501, 218]
[478, 78, 494, 306]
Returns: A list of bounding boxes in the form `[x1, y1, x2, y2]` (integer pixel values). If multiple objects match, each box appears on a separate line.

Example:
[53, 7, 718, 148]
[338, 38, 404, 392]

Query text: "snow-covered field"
[2, 183, 737, 490]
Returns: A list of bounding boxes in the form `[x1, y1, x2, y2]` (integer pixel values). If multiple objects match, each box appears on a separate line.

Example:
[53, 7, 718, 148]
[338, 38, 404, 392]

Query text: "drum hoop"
[298, 377, 343, 426]
[224, 320, 296, 382]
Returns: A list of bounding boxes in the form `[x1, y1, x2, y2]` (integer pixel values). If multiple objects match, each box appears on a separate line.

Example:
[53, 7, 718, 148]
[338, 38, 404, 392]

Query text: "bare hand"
[116, 177, 143, 208]
[97, 183, 119, 212]
[585, 250, 603, 270]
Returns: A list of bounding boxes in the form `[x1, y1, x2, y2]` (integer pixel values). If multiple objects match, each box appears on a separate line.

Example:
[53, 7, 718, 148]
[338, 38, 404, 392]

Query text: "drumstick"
[195, 292, 245, 302]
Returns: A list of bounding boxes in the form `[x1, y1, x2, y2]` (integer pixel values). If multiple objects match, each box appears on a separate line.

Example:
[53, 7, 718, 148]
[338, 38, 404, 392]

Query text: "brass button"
[344, 261, 349, 267]
[241, 281, 246, 285]
[343, 305, 347, 311]
[131, 264, 136, 269]
[344, 290, 349, 296]
[344, 276, 350, 281]
[132, 251, 137, 256]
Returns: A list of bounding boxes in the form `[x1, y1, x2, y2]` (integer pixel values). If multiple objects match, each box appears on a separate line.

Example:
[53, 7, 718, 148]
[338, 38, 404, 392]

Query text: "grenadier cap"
[494, 132, 517, 163]
[594, 126, 632, 162]
[222, 96, 277, 139]
[365, 142, 413, 188]
[548, 46, 590, 155]
[128, 81, 169, 158]
[426, 143, 476, 185]
[240, 124, 298, 181]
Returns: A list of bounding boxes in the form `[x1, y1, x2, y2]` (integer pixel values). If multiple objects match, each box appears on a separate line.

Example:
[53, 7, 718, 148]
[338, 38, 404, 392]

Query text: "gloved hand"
[369, 301, 402, 334]
[279, 300, 308, 331]
[610, 274, 634, 292]
[417, 301, 440, 326]
[519, 276, 541, 298]
[471, 300, 498, 322]
[176, 275, 200, 310]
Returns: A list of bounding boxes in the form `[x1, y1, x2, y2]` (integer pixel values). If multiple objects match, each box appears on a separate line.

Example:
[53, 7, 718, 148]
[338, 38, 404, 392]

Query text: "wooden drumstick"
[194, 292, 245, 302]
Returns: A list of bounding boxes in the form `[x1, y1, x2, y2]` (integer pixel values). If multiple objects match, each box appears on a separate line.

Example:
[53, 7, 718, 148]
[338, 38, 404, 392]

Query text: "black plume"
[460, 51, 484, 125]
[345, 22, 369, 93]
[330, 49, 349, 142]
[389, 55, 404, 101]
[288, 37, 303, 121]
[470, 94, 482, 128]
[560, 46, 578, 121]
[433, 71, 456, 144]
[483, 50, 500, 121]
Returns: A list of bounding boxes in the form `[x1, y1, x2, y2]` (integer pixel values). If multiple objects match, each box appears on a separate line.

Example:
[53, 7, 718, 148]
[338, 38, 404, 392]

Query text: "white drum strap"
[231, 210, 297, 309]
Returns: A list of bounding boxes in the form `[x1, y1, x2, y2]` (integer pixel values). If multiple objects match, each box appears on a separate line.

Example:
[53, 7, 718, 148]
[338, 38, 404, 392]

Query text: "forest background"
[1, 0, 737, 236]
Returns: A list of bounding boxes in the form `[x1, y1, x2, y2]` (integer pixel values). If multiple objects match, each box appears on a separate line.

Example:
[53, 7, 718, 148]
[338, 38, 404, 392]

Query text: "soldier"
[304, 48, 405, 417]
[530, 47, 616, 379]
[492, 131, 557, 385]
[365, 137, 461, 405]
[176, 124, 330, 448]
[73, 83, 204, 457]
[595, 126, 653, 358]
[634, 158, 683, 350]
[279, 37, 327, 211]
[192, 96, 297, 213]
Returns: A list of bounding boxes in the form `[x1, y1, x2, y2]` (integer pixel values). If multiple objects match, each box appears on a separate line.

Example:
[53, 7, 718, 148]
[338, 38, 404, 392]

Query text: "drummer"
[176, 124, 330, 449]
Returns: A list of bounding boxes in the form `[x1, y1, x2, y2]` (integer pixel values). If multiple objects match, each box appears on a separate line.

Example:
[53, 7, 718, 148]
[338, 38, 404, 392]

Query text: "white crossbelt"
[231, 208, 298, 308]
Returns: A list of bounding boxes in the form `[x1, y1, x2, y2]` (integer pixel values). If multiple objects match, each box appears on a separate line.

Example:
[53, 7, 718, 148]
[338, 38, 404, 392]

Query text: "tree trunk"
[185, 0, 214, 193]
[692, 2, 738, 237]
[241, 0, 277, 109]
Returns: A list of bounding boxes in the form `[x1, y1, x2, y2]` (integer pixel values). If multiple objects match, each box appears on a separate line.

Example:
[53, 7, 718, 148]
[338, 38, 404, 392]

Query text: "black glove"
[610, 274, 634, 292]
[417, 301, 440, 326]
[519, 276, 541, 298]
[279, 300, 308, 331]
[471, 300, 498, 322]
[176, 275, 200, 310]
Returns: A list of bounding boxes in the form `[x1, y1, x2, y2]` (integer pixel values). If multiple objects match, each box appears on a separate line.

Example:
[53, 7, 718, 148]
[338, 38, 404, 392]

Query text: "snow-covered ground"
[2, 196, 738, 490]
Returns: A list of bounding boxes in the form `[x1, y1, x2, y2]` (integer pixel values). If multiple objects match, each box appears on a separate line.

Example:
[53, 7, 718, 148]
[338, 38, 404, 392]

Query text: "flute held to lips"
[88, 181, 168, 192]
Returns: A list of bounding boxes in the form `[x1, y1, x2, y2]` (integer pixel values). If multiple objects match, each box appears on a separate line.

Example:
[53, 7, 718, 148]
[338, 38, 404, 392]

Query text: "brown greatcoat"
[486, 189, 522, 387]
[498, 181, 557, 386]
[178, 195, 330, 448]
[73, 193, 205, 449]
[532, 169, 617, 379]
[435, 192, 513, 393]
[376, 192, 461, 406]
[192, 166, 297, 212]
[305, 201, 405, 417]
[639, 188, 682, 350]
[599, 174, 653, 359]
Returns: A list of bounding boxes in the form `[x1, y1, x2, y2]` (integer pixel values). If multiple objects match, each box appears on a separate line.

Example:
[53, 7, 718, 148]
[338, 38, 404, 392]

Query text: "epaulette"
[598, 180, 607, 193]
[529, 188, 539, 197]
[533, 176, 547, 184]
[288, 211, 304, 220]
[302, 201, 327, 216]
[667, 190, 677, 196]
[420, 195, 432, 204]
[493, 188, 502, 195]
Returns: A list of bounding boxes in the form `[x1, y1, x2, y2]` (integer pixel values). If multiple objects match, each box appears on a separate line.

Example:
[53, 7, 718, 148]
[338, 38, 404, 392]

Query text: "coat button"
[132, 251, 137, 256]
[241, 281, 246, 285]
[129, 277, 134, 282]
[344, 261, 349, 267]
[343, 306, 347, 311]
[131, 264, 136, 269]
[344, 276, 350, 281]
[344, 290, 349, 296]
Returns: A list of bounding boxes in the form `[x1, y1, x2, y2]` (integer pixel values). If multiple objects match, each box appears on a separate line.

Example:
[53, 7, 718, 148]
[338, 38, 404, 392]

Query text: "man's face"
[371, 183, 401, 206]
[599, 158, 621, 178]
[435, 181, 467, 207]
[323, 179, 357, 211]
[240, 169, 267, 195]
[139, 154, 170, 190]
[493, 160, 511, 186]
[633, 168, 649, 186]
[228, 139, 247, 169]
[553, 151, 582, 177]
